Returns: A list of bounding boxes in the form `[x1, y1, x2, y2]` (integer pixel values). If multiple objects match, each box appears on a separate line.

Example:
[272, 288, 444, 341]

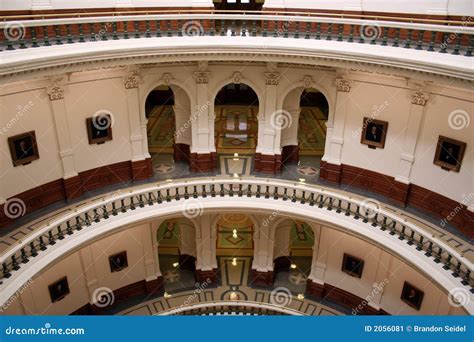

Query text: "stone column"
[306, 224, 327, 298]
[123, 71, 152, 181]
[78, 245, 99, 307]
[46, 78, 82, 200]
[255, 64, 282, 173]
[190, 62, 216, 172]
[143, 223, 164, 295]
[393, 87, 429, 205]
[250, 219, 273, 286]
[280, 108, 300, 164]
[195, 214, 218, 283]
[320, 77, 352, 183]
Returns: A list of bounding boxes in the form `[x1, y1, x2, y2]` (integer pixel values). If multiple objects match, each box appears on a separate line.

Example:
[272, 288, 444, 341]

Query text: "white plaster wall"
[0, 87, 63, 197]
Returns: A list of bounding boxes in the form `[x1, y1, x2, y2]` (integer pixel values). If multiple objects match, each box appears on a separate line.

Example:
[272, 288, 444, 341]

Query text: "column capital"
[123, 74, 140, 89]
[46, 76, 67, 101]
[194, 71, 210, 84]
[335, 78, 352, 92]
[264, 72, 280, 85]
[411, 91, 429, 106]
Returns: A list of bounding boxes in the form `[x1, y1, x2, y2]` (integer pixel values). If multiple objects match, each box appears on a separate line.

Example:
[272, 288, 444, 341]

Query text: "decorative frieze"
[194, 71, 210, 84]
[123, 74, 140, 89]
[264, 72, 280, 86]
[46, 85, 64, 101]
[335, 78, 352, 92]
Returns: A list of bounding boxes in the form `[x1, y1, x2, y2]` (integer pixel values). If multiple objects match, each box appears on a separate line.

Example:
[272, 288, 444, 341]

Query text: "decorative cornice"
[264, 72, 280, 85]
[335, 78, 352, 92]
[411, 91, 429, 106]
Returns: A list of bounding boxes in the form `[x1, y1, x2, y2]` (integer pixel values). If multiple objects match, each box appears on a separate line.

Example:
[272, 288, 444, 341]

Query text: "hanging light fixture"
[232, 228, 238, 239]
[233, 152, 239, 161]
[232, 257, 237, 266]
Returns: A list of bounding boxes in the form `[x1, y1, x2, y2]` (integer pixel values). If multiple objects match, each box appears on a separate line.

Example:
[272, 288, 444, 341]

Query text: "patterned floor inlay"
[219, 155, 252, 176]
[297, 166, 319, 176]
[154, 164, 175, 174]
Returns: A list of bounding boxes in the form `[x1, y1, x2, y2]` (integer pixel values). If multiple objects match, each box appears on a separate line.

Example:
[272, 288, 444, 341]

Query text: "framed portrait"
[8, 131, 40, 166]
[86, 114, 113, 145]
[360, 118, 389, 149]
[341, 253, 364, 278]
[109, 251, 128, 273]
[433, 136, 466, 172]
[401, 282, 424, 310]
[48, 277, 70, 303]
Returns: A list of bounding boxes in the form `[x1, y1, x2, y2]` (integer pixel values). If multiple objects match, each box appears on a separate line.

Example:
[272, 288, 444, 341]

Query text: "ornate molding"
[162, 72, 173, 85]
[46, 84, 64, 101]
[123, 74, 140, 89]
[194, 71, 210, 84]
[232, 71, 242, 84]
[303, 75, 313, 89]
[411, 91, 429, 106]
[335, 78, 352, 92]
[264, 72, 280, 86]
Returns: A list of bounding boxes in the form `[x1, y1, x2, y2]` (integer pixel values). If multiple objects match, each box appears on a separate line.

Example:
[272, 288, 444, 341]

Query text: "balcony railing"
[0, 12, 472, 56]
[0, 177, 472, 297]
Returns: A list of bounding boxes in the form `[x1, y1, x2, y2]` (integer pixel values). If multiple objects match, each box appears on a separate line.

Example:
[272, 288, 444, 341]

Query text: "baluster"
[416, 236, 424, 251]
[100, 22, 108, 41]
[238, 184, 243, 197]
[392, 28, 400, 47]
[309, 193, 315, 206]
[273, 187, 279, 199]
[246, 184, 252, 197]
[210, 19, 215, 36]
[54, 25, 63, 45]
[425, 242, 433, 257]
[175, 188, 180, 201]
[18, 32, 27, 49]
[166, 189, 171, 202]
[452, 34, 462, 55]
[354, 205, 360, 219]
[345, 202, 351, 216]
[211, 184, 216, 197]
[5, 31, 15, 49]
[221, 19, 226, 36]
[75, 216, 83, 230]
[291, 189, 297, 202]
[123, 21, 129, 39]
[178, 20, 183, 37]
[282, 188, 288, 201]
[30, 241, 38, 257]
[220, 184, 225, 197]
[371, 213, 379, 227]
[145, 20, 151, 38]
[262, 20, 268, 37]
[57, 226, 64, 240]
[112, 22, 119, 40]
[461, 270, 470, 286]
[48, 231, 56, 245]
[65, 24, 73, 44]
[148, 193, 154, 206]
[283, 21, 288, 38]
[89, 23, 97, 41]
[229, 184, 234, 197]
[256, 185, 261, 198]
[427, 31, 436, 51]
[389, 221, 396, 235]
[443, 255, 452, 270]
[326, 23, 333, 41]
[263, 186, 269, 199]
[452, 261, 461, 277]
[398, 225, 406, 240]
[156, 20, 161, 37]
[66, 221, 73, 235]
[134, 21, 141, 38]
[12, 256, 20, 270]
[242, 20, 247, 37]
[3, 263, 11, 278]
[407, 231, 415, 245]
[138, 195, 145, 208]
[273, 20, 278, 37]
[184, 186, 190, 199]
[439, 32, 447, 53]
[294, 21, 300, 39]
[39, 236, 47, 251]
[21, 248, 29, 263]
[42, 26, 51, 46]
[201, 185, 207, 198]
[300, 191, 306, 204]
[305, 22, 311, 39]
[31, 27, 39, 47]
[327, 198, 334, 211]
[231, 20, 236, 36]
[337, 24, 343, 41]
[465, 35, 473, 56]
[404, 29, 412, 48]
[130, 197, 136, 209]
[78, 23, 85, 42]
[415, 30, 424, 50]
[381, 27, 388, 46]
[93, 208, 100, 222]
[380, 216, 387, 231]
[315, 23, 321, 40]
[434, 247, 442, 263]
[251, 20, 257, 37]
[317, 195, 324, 208]
[157, 190, 163, 203]
[120, 199, 127, 212]
[85, 212, 92, 226]
[347, 25, 354, 42]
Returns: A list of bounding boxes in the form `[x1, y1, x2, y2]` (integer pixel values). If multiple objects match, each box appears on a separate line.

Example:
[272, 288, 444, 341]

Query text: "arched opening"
[157, 218, 197, 293]
[145, 84, 191, 177]
[281, 87, 329, 180]
[214, 214, 255, 292]
[272, 220, 315, 294]
[214, 83, 259, 176]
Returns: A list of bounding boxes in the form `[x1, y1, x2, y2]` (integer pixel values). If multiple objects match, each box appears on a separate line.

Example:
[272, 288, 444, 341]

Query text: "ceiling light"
[172, 262, 179, 268]
[290, 264, 297, 269]
[232, 257, 237, 266]
[164, 292, 171, 298]
[297, 294, 305, 300]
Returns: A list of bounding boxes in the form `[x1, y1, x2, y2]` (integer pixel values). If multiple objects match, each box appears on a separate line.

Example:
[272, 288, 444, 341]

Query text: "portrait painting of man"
[8, 131, 40, 166]
[433, 136, 466, 172]
[360, 118, 388, 149]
